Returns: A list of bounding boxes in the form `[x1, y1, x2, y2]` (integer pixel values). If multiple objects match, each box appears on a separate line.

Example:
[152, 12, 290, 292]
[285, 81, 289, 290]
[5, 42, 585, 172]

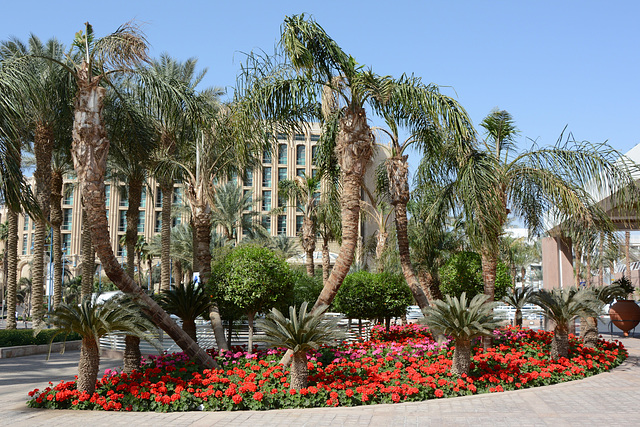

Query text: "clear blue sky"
[3, 0, 639, 167]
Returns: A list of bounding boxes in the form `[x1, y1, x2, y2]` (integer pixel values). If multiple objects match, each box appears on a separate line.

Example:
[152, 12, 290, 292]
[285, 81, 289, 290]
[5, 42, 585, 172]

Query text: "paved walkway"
[1, 334, 639, 427]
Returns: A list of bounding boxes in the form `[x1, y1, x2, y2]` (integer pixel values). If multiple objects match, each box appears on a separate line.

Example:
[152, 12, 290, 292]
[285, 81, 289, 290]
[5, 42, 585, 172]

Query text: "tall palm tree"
[1, 36, 73, 328]
[31, 22, 216, 368]
[50, 145, 73, 309]
[241, 14, 395, 312]
[210, 181, 261, 243]
[431, 109, 639, 315]
[360, 182, 393, 273]
[279, 174, 321, 276]
[423, 293, 500, 376]
[371, 75, 474, 310]
[502, 286, 535, 327]
[315, 189, 341, 284]
[158, 281, 210, 342]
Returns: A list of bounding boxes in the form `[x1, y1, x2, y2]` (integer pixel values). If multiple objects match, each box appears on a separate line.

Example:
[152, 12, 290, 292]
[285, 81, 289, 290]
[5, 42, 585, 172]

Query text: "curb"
[0, 340, 82, 359]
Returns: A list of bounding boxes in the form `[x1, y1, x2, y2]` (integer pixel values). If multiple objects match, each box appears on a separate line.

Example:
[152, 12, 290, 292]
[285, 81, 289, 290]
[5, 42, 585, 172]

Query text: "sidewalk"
[1, 334, 638, 427]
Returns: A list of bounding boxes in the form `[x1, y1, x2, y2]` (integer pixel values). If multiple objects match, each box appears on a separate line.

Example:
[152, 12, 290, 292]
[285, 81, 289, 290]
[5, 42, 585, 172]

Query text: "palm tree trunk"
[481, 250, 498, 349]
[451, 338, 471, 376]
[77, 336, 100, 394]
[70, 69, 215, 369]
[551, 325, 569, 359]
[80, 208, 94, 301]
[302, 216, 316, 276]
[31, 123, 54, 329]
[6, 209, 18, 329]
[417, 270, 443, 303]
[515, 308, 523, 327]
[123, 335, 141, 374]
[126, 179, 142, 281]
[50, 170, 63, 309]
[174, 259, 183, 287]
[387, 155, 430, 309]
[192, 204, 228, 351]
[586, 254, 592, 288]
[375, 231, 388, 273]
[312, 107, 374, 310]
[322, 236, 330, 285]
[581, 316, 598, 348]
[290, 351, 309, 390]
[247, 311, 255, 354]
[574, 245, 582, 288]
[160, 181, 173, 292]
[598, 233, 604, 287]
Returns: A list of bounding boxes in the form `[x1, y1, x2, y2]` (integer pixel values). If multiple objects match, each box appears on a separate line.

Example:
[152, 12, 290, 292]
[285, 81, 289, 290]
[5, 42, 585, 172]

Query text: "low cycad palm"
[257, 302, 344, 390]
[50, 297, 159, 394]
[158, 282, 210, 343]
[503, 286, 535, 327]
[533, 287, 599, 359]
[424, 293, 500, 375]
[581, 282, 628, 348]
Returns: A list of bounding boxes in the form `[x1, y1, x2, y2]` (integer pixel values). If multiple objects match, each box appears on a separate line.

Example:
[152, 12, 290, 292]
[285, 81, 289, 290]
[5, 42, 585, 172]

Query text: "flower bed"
[27, 325, 627, 411]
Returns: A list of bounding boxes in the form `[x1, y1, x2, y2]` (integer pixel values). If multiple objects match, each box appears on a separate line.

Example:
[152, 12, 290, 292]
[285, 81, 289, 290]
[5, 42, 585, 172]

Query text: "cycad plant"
[502, 286, 535, 327]
[257, 302, 344, 390]
[581, 281, 629, 348]
[423, 293, 500, 376]
[158, 282, 210, 343]
[49, 296, 159, 394]
[533, 287, 599, 359]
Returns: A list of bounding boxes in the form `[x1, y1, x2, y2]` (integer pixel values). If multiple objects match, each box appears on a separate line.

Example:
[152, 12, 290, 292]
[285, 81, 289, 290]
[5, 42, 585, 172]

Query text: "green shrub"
[439, 251, 510, 300]
[0, 328, 81, 347]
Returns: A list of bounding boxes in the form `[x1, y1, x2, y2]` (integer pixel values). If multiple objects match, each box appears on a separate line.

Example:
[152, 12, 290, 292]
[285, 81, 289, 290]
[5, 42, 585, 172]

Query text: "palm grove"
[1, 16, 638, 374]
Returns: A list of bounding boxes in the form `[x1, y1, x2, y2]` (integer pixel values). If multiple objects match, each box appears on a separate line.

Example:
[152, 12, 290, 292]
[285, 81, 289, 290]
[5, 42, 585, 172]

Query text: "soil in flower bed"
[27, 325, 627, 411]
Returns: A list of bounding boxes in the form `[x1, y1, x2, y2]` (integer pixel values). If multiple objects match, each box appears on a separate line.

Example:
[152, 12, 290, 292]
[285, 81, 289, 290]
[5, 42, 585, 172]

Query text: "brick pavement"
[1, 334, 638, 427]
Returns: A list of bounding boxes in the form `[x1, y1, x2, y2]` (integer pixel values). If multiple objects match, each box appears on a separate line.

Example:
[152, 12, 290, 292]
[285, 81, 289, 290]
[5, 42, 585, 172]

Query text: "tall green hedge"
[0, 329, 81, 348]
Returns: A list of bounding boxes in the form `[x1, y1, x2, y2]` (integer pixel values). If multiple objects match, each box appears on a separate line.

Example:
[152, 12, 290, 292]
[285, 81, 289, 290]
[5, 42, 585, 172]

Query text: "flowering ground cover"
[27, 325, 626, 411]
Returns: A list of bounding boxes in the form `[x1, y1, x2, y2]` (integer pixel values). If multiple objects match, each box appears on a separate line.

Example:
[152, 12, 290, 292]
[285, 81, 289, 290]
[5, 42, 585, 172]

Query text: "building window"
[63, 184, 73, 205]
[242, 214, 252, 236]
[243, 169, 253, 187]
[62, 234, 71, 255]
[155, 212, 162, 233]
[119, 186, 128, 207]
[173, 187, 182, 205]
[155, 187, 163, 208]
[278, 167, 287, 182]
[294, 133, 306, 141]
[118, 210, 127, 232]
[263, 149, 272, 164]
[277, 133, 287, 141]
[62, 208, 72, 231]
[310, 134, 320, 142]
[117, 242, 126, 258]
[23, 215, 29, 231]
[312, 168, 318, 179]
[311, 145, 318, 165]
[278, 144, 287, 164]
[22, 234, 28, 255]
[296, 168, 305, 178]
[277, 215, 286, 235]
[172, 217, 181, 227]
[140, 188, 146, 208]
[296, 145, 305, 165]
[138, 212, 145, 233]
[296, 216, 304, 234]
[243, 190, 253, 211]
[278, 194, 286, 208]
[105, 184, 111, 207]
[230, 172, 238, 185]
[262, 167, 272, 187]
[262, 190, 271, 211]
[262, 216, 271, 234]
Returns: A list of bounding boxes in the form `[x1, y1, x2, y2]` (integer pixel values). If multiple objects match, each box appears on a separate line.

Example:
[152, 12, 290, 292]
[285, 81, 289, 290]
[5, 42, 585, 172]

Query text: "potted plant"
[608, 276, 640, 336]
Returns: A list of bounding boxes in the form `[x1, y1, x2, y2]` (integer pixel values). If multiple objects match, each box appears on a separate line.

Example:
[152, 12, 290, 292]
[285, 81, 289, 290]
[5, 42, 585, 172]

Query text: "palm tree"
[533, 287, 599, 359]
[315, 190, 341, 284]
[503, 286, 535, 327]
[210, 181, 261, 243]
[31, 22, 217, 368]
[268, 234, 300, 259]
[360, 182, 393, 273]
[279, 174, 321, 276]
[430, 110, 639, 337]
[371, 75, 474, 309]
[1, 36, 73, 328]
[423, 293, 500, 375]
[158, 282, 210, 342]
[240, 14, 394, 313]
[257, 302, 343, 390]
[49, 296, 159, 393]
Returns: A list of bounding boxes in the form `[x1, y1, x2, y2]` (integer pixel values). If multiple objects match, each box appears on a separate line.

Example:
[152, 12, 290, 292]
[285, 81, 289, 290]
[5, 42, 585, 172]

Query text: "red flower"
[253, 392, 264, 401]
[434, 389, 444, 398]
[232, 394, 243, 404]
